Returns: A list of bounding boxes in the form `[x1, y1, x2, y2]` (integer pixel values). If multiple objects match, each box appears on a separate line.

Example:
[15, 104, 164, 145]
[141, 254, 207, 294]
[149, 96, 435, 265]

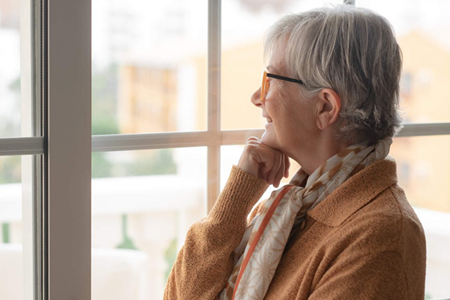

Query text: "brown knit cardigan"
[164, 159, 427, 299]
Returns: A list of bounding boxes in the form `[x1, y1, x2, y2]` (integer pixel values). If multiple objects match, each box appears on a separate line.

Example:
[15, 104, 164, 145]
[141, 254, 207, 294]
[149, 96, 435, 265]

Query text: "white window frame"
[0, 0, 449, 298]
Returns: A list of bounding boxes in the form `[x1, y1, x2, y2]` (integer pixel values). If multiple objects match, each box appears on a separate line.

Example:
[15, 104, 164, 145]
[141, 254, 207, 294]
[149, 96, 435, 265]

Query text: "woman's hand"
[237, 137, 290, 187]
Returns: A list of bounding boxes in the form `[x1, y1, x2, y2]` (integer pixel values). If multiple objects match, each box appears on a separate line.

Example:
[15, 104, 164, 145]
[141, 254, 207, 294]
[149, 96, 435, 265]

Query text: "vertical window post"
[207, 0, 221, 213]
[47, 0, 91, 298]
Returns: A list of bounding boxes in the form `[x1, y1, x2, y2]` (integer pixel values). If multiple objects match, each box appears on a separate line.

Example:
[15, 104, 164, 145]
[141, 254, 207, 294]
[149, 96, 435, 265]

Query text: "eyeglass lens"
[261, 71, 269, 101]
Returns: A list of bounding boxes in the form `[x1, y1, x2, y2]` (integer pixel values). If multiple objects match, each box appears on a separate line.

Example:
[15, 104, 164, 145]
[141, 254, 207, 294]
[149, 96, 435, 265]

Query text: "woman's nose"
[251, 87, 262, 107]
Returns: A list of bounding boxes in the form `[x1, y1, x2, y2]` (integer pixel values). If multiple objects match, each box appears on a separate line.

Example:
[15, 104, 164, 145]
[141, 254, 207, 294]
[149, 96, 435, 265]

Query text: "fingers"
[237, 136, 291, 187]
[264, 150, 280, 186]
[273, 154, 285, 188]
[284, 154, 290, 178]
[259, 147, 284, 187]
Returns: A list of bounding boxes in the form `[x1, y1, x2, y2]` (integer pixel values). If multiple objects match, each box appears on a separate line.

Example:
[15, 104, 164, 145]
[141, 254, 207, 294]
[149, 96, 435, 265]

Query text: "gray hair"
[264, 4, 403, 145]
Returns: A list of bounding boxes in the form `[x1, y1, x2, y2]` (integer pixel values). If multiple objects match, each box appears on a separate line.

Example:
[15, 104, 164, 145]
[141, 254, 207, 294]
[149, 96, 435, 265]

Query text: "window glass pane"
[0, 0, 32, 137]
[0, 155, 33, 298]
[392, 136, 450, 212]
[357, 0, 450, 123]
[221, 0, 344, 130]
[92, 147, 206, 300]
[391, 135, 450, 299]
[92, 0, 207, 135]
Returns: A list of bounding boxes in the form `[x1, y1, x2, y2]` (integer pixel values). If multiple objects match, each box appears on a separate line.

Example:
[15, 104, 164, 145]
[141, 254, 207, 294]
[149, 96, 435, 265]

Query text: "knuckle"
[245, 143, 256, 151]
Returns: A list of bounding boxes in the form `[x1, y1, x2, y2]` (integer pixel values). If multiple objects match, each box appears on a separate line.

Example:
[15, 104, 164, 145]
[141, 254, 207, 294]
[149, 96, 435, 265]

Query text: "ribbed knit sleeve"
[209, 165, 269, 226]
[163, 165, 268, 300]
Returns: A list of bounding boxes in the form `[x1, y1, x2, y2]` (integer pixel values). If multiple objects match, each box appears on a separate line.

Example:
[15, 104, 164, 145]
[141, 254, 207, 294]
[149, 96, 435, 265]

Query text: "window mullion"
[46, 0, 91, 298]
[207, 0, 222, 213]
[0, 137, 44, 156]
[20, 0, 35, 297]
[88, 122, 450, 154]
[3, 122, 449, 157]
[92, 131, 214, 152]
[397, 123, 450, 137]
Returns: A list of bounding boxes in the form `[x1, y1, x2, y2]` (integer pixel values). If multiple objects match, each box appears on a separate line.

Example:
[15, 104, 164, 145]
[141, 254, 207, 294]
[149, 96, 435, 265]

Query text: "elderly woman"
[164, 4, 426, 300]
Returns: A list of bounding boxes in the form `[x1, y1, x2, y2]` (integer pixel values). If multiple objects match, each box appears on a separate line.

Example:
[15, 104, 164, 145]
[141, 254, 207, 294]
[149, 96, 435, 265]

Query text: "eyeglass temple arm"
[267, 73, 303, 85]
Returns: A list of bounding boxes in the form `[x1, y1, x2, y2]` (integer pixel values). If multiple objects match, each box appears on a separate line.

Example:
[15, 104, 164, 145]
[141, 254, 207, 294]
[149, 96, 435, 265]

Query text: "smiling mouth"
[265, 117, 273, 123]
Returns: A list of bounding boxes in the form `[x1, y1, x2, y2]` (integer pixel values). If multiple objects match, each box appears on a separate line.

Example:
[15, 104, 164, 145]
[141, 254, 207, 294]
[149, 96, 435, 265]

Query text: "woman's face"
[251, 40, 320, 161]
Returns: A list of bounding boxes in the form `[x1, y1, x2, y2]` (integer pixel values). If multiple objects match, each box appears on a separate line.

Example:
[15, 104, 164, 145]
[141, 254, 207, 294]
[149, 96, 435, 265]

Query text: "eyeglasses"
[261, 70, 304, 101]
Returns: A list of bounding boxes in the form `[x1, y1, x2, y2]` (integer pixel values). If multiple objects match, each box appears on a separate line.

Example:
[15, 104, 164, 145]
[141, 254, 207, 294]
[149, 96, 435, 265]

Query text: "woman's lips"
[263, 115, 273, 123]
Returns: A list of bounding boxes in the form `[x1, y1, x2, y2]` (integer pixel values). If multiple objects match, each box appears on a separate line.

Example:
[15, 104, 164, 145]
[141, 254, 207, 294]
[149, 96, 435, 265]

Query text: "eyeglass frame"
[261, 70, 304, 101]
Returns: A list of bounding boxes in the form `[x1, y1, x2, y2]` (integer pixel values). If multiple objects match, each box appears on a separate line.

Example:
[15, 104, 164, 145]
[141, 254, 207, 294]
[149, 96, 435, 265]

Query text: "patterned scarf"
[219, 138, 393, 300]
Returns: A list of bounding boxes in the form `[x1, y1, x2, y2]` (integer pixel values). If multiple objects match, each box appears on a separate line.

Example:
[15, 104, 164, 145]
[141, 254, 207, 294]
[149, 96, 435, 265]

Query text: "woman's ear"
[314, 88, 341, 130]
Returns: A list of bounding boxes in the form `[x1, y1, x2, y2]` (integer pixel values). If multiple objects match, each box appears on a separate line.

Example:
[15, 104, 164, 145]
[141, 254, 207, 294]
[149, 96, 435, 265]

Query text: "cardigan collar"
[306, 158, 398, 227]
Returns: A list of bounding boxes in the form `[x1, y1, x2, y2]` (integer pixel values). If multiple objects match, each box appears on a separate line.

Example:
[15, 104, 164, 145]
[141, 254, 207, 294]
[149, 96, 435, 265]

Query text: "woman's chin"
[261, 132, 277, 148]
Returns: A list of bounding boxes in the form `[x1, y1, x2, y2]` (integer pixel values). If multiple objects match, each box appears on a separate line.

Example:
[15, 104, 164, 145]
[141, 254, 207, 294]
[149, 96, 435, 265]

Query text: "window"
[0, 0, 41, 298]
[1, 0, 450, 299]
[0, 155, 36, 299]
[0, 0, 92, 298]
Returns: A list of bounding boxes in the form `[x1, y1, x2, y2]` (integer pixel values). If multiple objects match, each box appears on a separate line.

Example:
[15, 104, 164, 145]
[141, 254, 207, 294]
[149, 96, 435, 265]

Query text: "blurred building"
[118, 66, 178, 133]
[391, 30, 450, 213]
